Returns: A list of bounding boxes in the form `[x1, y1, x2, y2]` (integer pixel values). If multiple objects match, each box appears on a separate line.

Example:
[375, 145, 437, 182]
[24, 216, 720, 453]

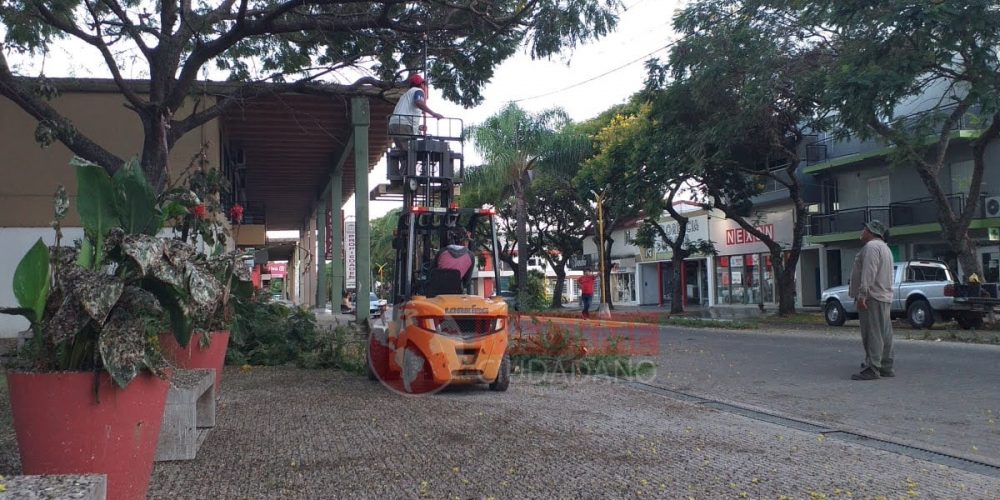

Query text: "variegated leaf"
[74, 271, 125, 326]
[186, 262, 222, 309]
[98, 306, 146, 388]
[121, 234, 163, 275]
[44, 295, 90, 346]
[163, 239, 195, 267]
[149, 258, 185, 288]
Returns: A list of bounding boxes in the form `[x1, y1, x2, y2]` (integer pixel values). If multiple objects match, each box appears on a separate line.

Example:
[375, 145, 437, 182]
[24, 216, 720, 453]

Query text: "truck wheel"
[489, 354, 511, 392]
[824, 300, 847, 327]
[907, 299, 934, 330]
[955, 313, 983, 330]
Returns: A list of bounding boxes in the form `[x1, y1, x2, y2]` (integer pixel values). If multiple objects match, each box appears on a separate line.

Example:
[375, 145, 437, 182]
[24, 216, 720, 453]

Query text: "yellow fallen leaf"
[817, 434, 826, 443]
[751, 478, 760, 485]
[739, 492, 748, 498]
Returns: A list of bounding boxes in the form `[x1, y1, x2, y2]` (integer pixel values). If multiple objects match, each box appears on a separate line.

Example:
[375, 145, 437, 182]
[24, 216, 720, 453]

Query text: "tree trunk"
[772, 250, 798, 316]
[948, 229, 981, 281]
[551, 263, 566, 309]
[514, 183, 530, 310]
[141, 110, 172, 193]
[670, 252, 685, 314]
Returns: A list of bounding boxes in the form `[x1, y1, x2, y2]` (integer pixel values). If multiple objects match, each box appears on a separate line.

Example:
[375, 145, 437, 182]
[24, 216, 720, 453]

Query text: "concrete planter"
[159, 331, 230, 395]
[7, 371, 169, 500]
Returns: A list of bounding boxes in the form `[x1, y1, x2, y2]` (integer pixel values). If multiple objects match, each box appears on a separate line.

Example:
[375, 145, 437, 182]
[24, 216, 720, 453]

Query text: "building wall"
[0, 92, 220, 226]
[0, 91, 222, 337]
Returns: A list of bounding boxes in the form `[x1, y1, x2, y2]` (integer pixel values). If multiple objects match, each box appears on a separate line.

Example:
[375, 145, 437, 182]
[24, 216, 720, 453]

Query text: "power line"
[511, 40, 677, 103]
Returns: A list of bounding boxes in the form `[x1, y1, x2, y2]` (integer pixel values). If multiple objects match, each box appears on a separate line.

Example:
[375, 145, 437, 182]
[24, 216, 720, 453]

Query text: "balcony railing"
[806, 104, 984, 167]
[809, 193, 989, 236]
[810, 206, 890, 236]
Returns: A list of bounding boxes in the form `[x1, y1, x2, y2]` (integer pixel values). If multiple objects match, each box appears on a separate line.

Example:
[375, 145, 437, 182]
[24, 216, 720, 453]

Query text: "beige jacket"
[848, 238, 894, 304]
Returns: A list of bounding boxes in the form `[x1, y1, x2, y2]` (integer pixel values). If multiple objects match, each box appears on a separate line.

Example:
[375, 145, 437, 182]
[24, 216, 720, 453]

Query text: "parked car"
[821, 260, 990, 329]
[369, 292, 387, 318]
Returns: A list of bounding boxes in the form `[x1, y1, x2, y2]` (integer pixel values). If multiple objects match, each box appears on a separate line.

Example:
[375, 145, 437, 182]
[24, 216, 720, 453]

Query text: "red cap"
[408, 74, 425, 86]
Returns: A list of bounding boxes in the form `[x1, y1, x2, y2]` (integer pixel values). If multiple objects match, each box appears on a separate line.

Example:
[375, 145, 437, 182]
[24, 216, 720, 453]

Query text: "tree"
[466, 103, 576, 310]
[526, 170, 589, 308]
[0, 0, 620, 191]
[643, 0, 830, 315]
[370, 208, 400, 296]
[789, 0, 1000, 280]
[577, 103, 647, 310]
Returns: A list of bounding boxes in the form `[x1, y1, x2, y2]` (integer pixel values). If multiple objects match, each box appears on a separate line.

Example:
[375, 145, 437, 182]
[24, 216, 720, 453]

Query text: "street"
[638, 323, 1000, 466]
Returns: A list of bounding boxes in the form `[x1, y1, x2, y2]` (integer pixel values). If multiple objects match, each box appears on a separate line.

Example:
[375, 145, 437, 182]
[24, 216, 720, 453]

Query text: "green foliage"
[11, 239, 50, 324]
[113, 158, 160, 236]
[1, 157, 233, 388]
[511, 270, 549, 312]
[467, 104, 585, 309]
[229, 299, 316, 367]
[228, 298, 367, 371]
[74, 158, 118, 268]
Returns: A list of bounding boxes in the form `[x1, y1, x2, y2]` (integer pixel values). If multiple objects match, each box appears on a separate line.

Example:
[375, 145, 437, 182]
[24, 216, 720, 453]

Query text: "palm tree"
[465, 103, 589, 310]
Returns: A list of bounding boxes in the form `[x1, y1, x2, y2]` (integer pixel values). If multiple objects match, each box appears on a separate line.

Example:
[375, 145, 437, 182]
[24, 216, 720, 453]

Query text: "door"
[640, 264, 659, 305]
[867, 176, 890, 207]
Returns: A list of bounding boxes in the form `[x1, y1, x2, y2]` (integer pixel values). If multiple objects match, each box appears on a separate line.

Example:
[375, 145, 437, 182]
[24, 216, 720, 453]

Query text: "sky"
[351, 0, 687, 221]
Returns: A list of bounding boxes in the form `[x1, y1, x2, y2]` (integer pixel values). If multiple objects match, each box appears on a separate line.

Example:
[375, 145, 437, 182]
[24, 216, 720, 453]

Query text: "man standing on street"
[578, 269, 596, 319]
[848, 220, 895, 380]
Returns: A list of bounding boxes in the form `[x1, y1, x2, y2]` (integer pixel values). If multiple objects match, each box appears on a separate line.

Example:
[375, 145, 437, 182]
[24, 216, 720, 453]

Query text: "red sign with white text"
[266, 263, 287, 278]
[725, 224, 774, 246]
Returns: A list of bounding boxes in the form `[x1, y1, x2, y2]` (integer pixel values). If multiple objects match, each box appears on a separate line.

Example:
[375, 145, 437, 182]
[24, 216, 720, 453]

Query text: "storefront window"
[716, 253, 776, 305]
[613, 273, 636, 303]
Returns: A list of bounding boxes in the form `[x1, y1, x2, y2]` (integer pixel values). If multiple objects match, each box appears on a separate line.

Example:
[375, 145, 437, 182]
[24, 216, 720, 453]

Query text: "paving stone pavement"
[146, 367, 1000, 499]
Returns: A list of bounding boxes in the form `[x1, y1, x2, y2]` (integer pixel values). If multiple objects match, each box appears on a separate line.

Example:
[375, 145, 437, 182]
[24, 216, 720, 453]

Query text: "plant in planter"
[1, 158, 215, 500]
[156, 155, 252, 394]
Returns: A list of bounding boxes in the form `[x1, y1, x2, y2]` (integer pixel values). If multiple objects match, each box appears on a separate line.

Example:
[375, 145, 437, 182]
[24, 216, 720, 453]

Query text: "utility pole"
[592, 189, 612, 319]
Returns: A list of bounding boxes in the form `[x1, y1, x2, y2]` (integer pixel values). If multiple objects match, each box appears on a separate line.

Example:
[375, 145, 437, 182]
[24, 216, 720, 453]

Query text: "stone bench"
[0, 474, 106, 499]
[155, 368, 216, 462]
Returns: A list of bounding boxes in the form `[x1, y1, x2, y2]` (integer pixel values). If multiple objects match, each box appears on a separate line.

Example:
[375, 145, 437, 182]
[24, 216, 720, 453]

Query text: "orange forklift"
[368, 119, 510, 394]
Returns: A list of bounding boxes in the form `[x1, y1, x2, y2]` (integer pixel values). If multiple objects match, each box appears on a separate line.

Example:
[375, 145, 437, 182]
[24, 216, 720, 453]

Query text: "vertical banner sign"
[346, 218, 357, 289]
[325, 208, 333, 260]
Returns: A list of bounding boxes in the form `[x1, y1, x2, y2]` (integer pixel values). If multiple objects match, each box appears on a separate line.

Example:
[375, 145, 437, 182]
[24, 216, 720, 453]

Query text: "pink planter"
[158, 331, 230, 395]
[7, 371, 169, 500]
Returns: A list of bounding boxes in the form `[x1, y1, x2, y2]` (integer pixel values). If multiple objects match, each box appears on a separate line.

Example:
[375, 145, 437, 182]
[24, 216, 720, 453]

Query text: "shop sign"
[712, 209, 794, 256]
[346, 218, 356, 288]
[637, 215, 709, 262]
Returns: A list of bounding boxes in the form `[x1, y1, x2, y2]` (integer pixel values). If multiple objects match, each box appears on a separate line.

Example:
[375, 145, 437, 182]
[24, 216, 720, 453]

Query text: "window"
[867, 176, 890, 206]
[907, 265, 951, 282]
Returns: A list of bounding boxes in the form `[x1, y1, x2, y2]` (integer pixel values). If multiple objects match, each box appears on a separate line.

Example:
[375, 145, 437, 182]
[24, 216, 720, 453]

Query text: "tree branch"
[0, 54, 124, 174]
[97, 0, 153, 56]
[79, 0, 148, 109]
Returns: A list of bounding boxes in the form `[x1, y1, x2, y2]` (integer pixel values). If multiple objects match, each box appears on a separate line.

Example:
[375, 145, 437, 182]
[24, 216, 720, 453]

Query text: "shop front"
[635, 214, 712, 307]
[710, 209, 794, 306]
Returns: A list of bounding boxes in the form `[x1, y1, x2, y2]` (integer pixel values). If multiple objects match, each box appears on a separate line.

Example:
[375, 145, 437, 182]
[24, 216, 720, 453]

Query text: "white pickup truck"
[821, 260, 998, 329]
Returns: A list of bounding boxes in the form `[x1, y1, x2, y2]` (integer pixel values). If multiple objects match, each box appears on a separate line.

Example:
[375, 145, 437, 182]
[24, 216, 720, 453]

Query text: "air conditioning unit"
[986, 196, 1000, 218]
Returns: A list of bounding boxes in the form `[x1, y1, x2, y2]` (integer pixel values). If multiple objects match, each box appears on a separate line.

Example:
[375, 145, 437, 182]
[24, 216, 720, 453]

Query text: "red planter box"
[159, 331, 230, 395]
[7, 371, 169, 500]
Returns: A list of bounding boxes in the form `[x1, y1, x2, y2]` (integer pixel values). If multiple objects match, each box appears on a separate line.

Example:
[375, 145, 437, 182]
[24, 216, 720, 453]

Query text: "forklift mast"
[371, 116, 502, 308]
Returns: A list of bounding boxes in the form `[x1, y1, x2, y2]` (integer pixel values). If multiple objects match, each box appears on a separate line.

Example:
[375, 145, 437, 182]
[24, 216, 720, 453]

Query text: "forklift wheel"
[489, 354, 511, 392]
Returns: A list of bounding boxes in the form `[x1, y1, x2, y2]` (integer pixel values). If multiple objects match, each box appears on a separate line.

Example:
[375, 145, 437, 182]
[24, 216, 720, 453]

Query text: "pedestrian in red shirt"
[577, 269, 597, 319]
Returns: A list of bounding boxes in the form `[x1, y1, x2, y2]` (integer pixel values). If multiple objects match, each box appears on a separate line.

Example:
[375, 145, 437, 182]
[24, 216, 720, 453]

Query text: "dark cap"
[864, 220, 887, 238]
[448, 227, 469, 243]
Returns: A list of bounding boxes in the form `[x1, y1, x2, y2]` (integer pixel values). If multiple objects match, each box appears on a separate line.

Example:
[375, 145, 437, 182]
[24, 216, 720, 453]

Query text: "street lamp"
[591, 189, 612, 319]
